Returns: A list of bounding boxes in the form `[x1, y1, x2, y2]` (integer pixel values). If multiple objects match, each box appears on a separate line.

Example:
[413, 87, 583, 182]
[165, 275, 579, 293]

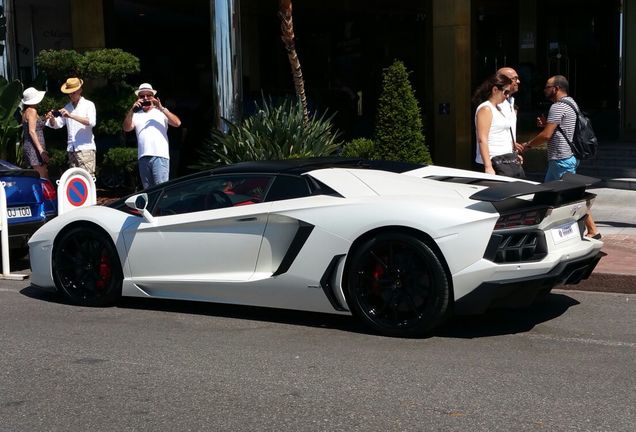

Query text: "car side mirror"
[125, 193, 154, 223]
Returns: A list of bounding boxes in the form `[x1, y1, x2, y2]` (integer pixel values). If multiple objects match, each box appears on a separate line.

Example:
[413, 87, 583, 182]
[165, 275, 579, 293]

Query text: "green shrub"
[374, 60, 432, 164]
[90, 82, 137, 136]
[36, 49, 140, 81]
[341, 138, 376, 159]
[46, 148, 70, 179]
[0, 78, 23, 162]
[34, 50, 84, 80]
[100, 146, 139, 191]
[102, 146, 137, 173]
[81, 49, 140, 80]
[194, 96, 342, 168]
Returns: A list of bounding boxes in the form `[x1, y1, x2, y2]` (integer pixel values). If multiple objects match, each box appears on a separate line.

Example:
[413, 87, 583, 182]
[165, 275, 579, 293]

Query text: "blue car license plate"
[7, 206, 32, 218]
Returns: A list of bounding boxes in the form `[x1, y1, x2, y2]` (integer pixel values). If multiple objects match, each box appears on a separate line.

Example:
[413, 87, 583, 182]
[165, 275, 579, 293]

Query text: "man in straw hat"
[46, 77, 97, 177]
[123, 83, 181, 189]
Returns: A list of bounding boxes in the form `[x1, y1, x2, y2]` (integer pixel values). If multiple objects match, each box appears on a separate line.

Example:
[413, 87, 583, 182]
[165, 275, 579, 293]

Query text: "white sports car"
[28, 159, 604, 337]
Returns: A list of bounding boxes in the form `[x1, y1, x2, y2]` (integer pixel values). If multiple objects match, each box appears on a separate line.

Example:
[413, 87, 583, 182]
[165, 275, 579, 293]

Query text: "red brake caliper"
[371, 263, 384, 294]
[96, 251, 112, 290]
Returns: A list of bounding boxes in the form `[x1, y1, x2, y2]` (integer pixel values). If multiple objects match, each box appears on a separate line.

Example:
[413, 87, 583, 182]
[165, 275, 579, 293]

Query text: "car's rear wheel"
[346, 233, 450, 337]
[52, 226, 122, 306]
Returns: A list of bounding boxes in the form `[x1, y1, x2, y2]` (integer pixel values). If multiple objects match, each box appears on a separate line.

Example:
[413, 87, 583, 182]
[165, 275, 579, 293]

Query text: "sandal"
[586, 233, 602, 240]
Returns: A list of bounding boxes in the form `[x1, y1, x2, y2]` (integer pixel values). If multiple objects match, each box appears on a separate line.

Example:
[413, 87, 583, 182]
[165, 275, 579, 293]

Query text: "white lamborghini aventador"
[28, 159, 604, 337]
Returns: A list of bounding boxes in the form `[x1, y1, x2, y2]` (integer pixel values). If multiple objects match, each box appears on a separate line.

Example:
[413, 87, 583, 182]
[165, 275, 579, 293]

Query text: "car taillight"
[42, 179, 57, 201]
[494, 208, 548, 230]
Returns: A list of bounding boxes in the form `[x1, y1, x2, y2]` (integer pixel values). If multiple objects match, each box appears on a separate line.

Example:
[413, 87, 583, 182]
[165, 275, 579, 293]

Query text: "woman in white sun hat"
[21, 87, 50, 179]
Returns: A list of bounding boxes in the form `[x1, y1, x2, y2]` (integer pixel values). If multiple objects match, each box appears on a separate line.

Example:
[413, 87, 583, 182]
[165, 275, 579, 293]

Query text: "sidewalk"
[561, 185, 636, 294]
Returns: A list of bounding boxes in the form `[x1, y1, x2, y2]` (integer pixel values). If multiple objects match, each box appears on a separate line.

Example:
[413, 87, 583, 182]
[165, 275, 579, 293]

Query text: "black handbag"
[490, 125, 525, 179]
[491, 152, 525, 178]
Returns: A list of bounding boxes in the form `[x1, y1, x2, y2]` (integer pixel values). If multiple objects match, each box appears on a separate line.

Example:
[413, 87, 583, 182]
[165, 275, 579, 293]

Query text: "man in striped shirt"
[522, 75, 601, 239]
[523, 75, 578, 180]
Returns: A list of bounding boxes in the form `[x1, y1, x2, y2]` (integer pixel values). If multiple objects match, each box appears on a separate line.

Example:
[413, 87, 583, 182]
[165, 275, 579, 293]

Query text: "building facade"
[2, 0, 634, 171]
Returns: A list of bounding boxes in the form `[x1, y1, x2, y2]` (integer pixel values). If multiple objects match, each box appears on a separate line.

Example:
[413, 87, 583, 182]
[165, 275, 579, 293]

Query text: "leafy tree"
[35, 49, 140, 137]
[81, 49, 140, 80]
[36, 49, 139, 80]
[374, 60, 432, 164]
[194, 96, 342, 168]
[33, 50, 84, 80]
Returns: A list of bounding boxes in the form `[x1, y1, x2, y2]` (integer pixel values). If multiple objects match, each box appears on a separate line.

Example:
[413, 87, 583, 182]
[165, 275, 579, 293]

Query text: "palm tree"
[278, 0, 308, 122]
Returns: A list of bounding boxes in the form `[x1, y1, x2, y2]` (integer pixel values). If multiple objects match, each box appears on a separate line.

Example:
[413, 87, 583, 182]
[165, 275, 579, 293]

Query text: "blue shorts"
[544, 156, 579, 182]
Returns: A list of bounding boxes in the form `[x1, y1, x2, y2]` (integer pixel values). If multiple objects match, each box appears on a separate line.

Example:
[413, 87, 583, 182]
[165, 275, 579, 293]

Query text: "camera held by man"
[133, 99, 152, 113]
[46, 108, 68, 119]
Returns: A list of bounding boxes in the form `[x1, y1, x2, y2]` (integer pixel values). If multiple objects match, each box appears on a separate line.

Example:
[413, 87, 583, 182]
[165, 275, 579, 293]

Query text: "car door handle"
[237, 217, 257, 222]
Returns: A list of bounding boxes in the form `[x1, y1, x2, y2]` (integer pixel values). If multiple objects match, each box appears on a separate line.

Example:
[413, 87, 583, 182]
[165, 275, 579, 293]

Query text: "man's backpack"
[556, 98, 598, 160]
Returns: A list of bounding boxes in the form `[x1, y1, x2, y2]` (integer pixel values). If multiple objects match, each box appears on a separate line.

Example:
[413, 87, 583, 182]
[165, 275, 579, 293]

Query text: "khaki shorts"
[69, 150, 96, 177]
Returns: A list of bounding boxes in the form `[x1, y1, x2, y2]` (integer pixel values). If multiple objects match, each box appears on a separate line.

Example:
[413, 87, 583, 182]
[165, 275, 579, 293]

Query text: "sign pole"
[0, 182, 28, 280]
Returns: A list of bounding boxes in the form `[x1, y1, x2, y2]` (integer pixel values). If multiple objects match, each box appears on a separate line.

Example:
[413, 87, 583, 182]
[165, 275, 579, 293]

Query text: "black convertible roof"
[210, 158, 424, 175]
[109, 158, 425, 203]
[108, 157, 426, 209]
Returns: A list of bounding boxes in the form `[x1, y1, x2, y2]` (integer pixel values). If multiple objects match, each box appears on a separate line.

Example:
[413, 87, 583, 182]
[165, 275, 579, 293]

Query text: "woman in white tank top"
[472, 74, 515, 174]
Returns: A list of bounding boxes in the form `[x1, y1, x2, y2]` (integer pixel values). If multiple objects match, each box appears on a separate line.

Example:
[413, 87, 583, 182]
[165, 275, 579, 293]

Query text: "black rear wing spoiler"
[469, 173, 601, 206]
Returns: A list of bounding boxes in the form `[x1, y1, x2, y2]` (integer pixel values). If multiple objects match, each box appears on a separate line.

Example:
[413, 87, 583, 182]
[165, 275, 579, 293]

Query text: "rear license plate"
[551, 222, 578, 244]
[7, 206, 32, 219]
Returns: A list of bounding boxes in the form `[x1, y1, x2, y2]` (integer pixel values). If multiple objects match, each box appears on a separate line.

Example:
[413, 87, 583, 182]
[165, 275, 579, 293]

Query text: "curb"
[561, 272, 636, 295]
[601, 178, 636, 191]
[559, 234, 636, 295]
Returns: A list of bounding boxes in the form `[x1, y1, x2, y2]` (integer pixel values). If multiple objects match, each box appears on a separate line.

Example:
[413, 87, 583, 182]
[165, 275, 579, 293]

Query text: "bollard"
[57, 167, 97, 215]
[0, 182, 28, 280]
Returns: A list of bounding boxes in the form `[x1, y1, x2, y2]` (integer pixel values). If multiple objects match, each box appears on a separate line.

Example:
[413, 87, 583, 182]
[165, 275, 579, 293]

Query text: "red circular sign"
[66, 177, 89, 207]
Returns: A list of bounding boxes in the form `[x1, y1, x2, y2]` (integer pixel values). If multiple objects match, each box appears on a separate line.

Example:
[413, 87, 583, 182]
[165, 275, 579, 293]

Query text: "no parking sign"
[57, 168, 96, 215]
[66, 177, 89, 206]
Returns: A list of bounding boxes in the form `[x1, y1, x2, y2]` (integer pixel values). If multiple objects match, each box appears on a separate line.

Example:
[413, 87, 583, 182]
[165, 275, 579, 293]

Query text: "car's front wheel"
[346, 233, 450, 337]
[52, 226, 123, 306]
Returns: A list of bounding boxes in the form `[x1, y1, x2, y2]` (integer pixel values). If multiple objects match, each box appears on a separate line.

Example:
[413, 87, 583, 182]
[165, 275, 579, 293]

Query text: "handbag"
[490, 123, 525, 179]
[491, 152, 525, 178]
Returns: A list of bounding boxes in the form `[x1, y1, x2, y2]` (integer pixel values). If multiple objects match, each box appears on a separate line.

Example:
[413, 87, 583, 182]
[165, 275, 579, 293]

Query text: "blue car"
[1, 160, 57, 257]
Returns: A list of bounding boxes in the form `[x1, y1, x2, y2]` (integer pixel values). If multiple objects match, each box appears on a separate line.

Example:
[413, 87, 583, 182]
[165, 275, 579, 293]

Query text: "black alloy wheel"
[52, 226, 123, 306]
[347, 233, 450, 337]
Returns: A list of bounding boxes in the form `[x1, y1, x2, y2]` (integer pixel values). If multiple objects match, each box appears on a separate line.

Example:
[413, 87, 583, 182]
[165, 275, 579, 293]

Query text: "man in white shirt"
[497, 67, 521, 150]
[46, 77, 97, 176]
[123, 83, 182, 189]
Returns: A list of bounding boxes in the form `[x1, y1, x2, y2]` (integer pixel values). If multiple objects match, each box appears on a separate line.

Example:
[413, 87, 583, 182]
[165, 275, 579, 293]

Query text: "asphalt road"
[1, 276, 635, 432]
